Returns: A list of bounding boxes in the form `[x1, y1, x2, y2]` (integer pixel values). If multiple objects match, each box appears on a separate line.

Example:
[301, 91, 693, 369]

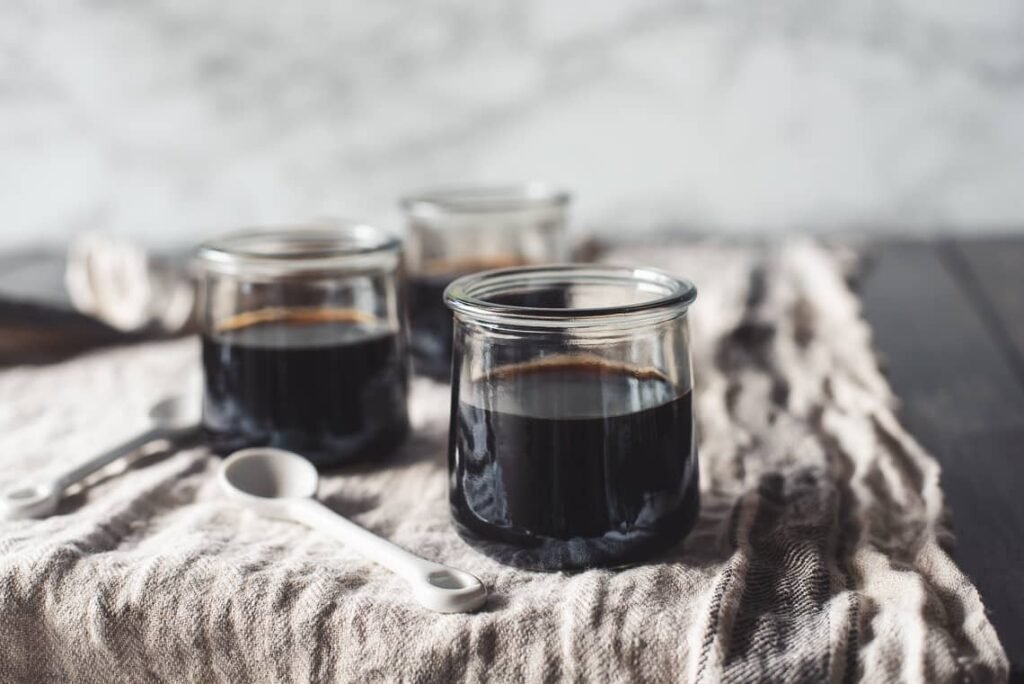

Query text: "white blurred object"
[65, 234, 195, 333]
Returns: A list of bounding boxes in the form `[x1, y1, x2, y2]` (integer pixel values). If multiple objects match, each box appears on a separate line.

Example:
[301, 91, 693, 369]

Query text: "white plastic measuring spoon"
[0, 394, 200, 520]
[218, 447, 488, 614]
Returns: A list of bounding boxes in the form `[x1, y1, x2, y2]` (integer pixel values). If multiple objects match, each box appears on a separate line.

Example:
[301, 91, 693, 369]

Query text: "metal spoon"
[218, 447, 488, 614]
[0, 395, 200, 520]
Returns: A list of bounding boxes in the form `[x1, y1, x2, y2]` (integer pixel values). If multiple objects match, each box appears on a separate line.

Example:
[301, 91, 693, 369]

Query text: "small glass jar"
[401, 184, 570, 380]
[194, 223, 409, 468]
[445, 265, 699, 570]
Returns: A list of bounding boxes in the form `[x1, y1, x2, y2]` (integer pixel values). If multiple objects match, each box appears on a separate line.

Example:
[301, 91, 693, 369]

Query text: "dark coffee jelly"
[450, 359, 699, 570]
[202, 308, 409, 468]
[409, 257, 567, 380]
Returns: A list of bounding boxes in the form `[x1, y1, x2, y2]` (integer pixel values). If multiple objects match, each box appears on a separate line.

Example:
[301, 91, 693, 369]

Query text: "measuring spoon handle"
[290, 499, 487, 613]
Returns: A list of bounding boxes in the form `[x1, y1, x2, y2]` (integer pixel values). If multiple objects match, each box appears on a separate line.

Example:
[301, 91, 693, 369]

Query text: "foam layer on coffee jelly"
[213, 308, 391, 349]
[463, 355, 682, 419]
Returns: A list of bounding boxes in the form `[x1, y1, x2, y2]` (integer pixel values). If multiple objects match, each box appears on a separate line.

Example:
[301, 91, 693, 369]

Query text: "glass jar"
[194, 223, 409, 468]
[401, 184, 570, 380]
[445, 265, 699, 570]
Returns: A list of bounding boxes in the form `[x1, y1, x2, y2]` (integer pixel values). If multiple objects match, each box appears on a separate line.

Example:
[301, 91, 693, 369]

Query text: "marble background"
[2, 0, 1023, 249]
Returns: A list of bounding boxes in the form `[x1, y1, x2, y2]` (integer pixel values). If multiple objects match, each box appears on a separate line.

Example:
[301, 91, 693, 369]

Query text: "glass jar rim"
[400, 183, 570, 215]
[195, 223, 401, 276]
[445, 264, 697, 329]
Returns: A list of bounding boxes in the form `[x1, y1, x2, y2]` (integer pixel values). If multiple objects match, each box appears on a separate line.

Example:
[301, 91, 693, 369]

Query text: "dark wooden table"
[2, 237, 1023, 676]
[860, 236, 1024, 680]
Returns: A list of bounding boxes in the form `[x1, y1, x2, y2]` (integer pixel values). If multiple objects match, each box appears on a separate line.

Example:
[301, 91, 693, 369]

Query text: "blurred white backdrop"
[2, 0, 1023, 249]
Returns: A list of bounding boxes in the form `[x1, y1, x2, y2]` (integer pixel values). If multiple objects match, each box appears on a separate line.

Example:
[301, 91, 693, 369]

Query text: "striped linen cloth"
[0, 242, 1007, 682]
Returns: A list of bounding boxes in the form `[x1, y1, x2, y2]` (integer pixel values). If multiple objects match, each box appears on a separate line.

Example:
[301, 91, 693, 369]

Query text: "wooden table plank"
[948, 237, 1024, 382]
[942, 429, 1024, 664]
[860, 241, 1024, 676]
[861, 242, 1024, 433]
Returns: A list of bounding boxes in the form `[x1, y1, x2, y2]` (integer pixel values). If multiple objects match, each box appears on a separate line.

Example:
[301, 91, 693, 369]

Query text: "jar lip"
[195, 223, 401, 275]
[400, 183, 570, 215]
[444, 264, 697, 328]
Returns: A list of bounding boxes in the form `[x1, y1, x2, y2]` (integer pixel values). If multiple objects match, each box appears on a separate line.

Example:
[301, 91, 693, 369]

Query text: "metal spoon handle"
[1, 425, 168, 520]
[54, 426, 167, 490]
[290, 499, 487, 613]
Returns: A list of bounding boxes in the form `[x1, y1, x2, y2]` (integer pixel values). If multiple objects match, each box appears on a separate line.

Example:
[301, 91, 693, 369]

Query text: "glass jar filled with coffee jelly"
[445, 265, 699, 570]
[401, 184, 570, 380]
[194, 224, 409, 468]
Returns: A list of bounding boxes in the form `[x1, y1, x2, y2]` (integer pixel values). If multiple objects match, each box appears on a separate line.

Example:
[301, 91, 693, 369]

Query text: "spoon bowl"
[0, 481, 60, 520]
[219, 448, 318, 519]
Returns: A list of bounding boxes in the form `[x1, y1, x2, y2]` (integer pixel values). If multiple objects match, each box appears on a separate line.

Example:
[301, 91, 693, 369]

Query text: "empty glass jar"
[194, 223, 409, 468]
[445, 265, 699, 570]
[401, 184, 570, 380]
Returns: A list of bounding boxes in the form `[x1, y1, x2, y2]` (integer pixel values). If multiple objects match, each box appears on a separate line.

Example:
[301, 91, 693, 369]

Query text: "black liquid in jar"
[450, 358, 699, 570]
[202, 308, 409, 468]
[407, 270, 464, 380]
[408, 257, 567, 380]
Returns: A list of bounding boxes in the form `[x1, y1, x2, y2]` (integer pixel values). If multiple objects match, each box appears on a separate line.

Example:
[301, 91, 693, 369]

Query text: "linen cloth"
[0, 243, 1008, 683]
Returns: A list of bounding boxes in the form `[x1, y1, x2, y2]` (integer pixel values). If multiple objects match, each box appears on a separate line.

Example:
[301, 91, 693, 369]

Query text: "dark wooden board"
[860, 241, 1024, 677]
[948, 237, 1024, 382]
[861, 242, 1024, 433]
[942, 428, 1024, 665]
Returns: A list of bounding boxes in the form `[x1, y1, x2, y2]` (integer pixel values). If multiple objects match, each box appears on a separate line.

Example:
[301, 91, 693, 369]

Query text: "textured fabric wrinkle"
[0, 243, 1008, 682]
